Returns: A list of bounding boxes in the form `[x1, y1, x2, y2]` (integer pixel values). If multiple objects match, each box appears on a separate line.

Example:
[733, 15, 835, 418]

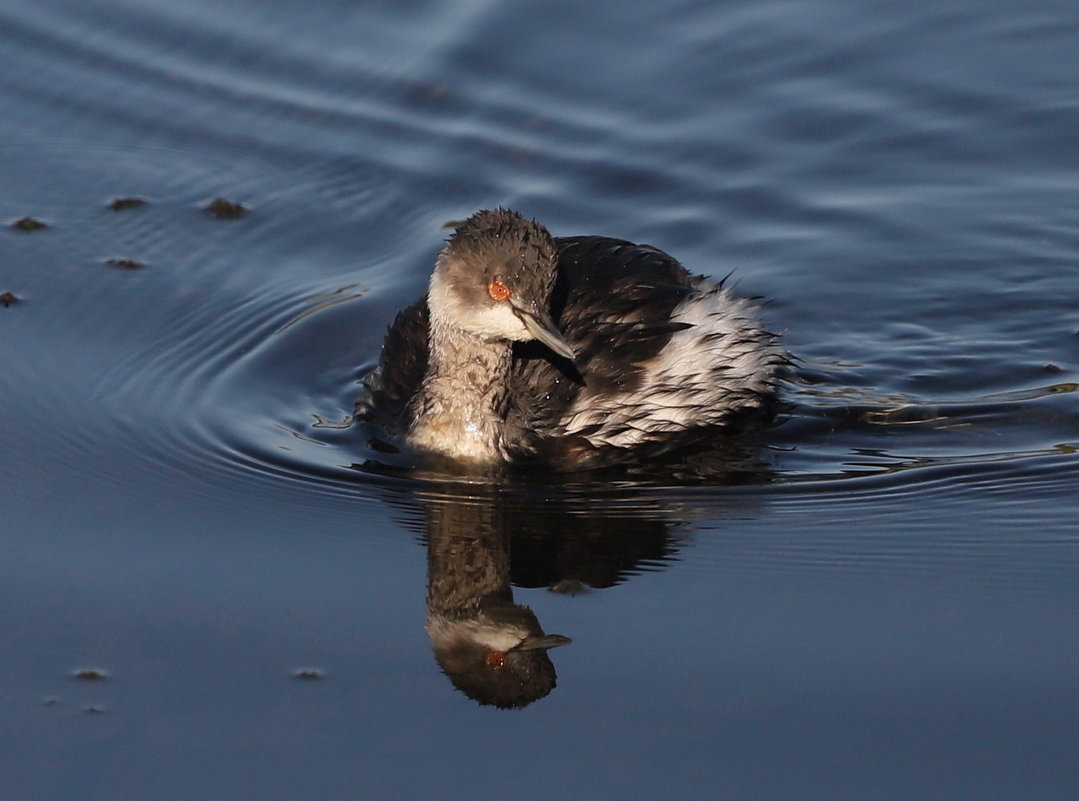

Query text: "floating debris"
[105, 257, 145, 270]
[40, 696, 62, 707]
[108, 196, 148, 212]
[204, 197, 246, 219]
[293, 668, 324, 681]
[11, 216, 47, 231]
[1, 291, 18, 307]
[72, 668, 108, 681]
[411, 82, 449, 103]
[83, 705, 107, 715]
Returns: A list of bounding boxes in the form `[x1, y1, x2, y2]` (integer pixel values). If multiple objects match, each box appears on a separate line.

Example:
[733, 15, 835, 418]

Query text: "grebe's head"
[427, 208, 575, 361]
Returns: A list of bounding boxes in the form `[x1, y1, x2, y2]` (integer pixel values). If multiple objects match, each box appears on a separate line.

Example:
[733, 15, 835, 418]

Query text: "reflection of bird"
[425, 495, 570, 709]
[357, 208, 784, 466]
[425, 605, 571, 711]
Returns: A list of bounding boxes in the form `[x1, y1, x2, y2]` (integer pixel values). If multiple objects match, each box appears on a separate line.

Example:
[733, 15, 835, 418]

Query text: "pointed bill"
[515, 306, 576, 361]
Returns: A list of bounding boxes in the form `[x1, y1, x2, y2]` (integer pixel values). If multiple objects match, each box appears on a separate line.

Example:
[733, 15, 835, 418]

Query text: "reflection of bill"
[424, 490, 571, 709]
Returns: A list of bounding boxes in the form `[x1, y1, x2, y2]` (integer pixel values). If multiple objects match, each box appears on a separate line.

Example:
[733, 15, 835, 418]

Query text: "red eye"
[485, 651, 507, 670]
[488, 278, 511, 302]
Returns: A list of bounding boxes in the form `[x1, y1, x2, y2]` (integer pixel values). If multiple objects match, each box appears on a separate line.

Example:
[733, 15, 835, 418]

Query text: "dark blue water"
[3, 0, 1078, 798]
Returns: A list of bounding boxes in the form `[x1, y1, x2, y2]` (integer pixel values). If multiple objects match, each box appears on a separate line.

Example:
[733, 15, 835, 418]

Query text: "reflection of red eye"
[485, 651, 507, 670]
[488, 278, 511, 302]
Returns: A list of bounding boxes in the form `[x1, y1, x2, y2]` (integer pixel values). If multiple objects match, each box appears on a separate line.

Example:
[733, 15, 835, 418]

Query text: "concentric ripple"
[3, 0, 1078, 531]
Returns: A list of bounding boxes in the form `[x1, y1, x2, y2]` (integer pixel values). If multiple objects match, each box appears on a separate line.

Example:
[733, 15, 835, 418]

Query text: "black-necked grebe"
[357, 209, 784, 467]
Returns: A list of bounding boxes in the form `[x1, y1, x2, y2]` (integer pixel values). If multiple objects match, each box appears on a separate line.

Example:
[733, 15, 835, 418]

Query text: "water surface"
[2, 0, 1078, 798]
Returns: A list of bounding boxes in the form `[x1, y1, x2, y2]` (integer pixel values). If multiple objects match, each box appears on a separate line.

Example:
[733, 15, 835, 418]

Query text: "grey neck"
[407, 317, 513, 463]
